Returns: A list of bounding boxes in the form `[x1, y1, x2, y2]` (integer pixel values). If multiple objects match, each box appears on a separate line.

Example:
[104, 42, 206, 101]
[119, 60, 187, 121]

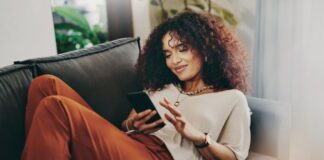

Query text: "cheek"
[191, 56, 203, 70]
[187, 49, 202, 65]
[165, 59, 172, 69]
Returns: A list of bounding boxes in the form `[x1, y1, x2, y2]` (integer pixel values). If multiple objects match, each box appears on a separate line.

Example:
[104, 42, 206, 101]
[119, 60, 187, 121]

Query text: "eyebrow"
[162, 43, 185, 53]
[162, 49, 169, 54]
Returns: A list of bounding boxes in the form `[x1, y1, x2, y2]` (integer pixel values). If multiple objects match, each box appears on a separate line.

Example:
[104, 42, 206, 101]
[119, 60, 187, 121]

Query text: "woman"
[22, 11, 250, 160]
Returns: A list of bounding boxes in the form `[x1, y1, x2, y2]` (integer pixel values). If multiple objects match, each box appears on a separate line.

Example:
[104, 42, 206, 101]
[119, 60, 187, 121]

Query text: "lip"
[174, 65, 187, 74]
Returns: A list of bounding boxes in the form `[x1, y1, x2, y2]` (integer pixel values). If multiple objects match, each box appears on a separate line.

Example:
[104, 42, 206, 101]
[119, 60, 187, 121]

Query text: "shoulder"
[212, 89, 246, 102]
[229, 89, 247, 102]
[226, 89, 250, 113]
[218, 89, 245, 101]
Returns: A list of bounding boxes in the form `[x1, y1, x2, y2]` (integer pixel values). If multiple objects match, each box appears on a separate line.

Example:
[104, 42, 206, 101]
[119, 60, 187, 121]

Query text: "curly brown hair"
[136, 11, 249, 94]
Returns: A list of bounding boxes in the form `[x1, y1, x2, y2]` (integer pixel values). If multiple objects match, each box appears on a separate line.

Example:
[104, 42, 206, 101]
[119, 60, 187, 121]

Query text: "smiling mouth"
[174, 65, 187, 74]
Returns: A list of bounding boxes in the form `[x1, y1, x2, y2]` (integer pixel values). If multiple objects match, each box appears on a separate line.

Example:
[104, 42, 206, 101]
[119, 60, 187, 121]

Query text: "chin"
[173, 71, 194, 81]
[176, 74, 191, 81]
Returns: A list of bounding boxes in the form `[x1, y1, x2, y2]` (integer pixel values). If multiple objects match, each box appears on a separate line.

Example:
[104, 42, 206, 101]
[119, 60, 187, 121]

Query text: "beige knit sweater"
[148, 84, 251, 160]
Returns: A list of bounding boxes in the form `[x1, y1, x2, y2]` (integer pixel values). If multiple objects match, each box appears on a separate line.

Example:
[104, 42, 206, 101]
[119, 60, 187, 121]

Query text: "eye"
[164, 52, 171, 59]
[178, 44, 189, 52]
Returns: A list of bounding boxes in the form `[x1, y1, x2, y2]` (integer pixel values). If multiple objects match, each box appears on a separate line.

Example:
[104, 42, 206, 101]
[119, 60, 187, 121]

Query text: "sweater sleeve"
[217, 91, 251, 160]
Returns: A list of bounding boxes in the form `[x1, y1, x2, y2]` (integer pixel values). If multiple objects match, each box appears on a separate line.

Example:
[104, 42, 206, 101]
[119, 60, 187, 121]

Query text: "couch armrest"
[248, 152, 279, 160]
[247, 97, 291, 160]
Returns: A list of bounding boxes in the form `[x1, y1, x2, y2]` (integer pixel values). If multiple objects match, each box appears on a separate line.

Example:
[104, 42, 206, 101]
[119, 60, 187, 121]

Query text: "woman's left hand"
[159, 98, 205, 143]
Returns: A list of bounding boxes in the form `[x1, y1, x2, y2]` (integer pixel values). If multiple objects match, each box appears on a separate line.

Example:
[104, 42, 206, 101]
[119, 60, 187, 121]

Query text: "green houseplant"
[150, 0, 237, 27]
[53, 6, 107, 53]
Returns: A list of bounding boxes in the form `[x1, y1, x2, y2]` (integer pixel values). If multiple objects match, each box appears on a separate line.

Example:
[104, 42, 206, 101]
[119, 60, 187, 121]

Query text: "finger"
[140, 119, 164, 131]
[148, 119, 165, 128]
[159, 100, 181, 117]
[136, 109, 152, 120]
[163, 98, 181, 115]
[139, 110, 157, 124]
[137, 125, 147, 132]
[143, 127, 161, 134]
[175, 116, 186, 124]
[133, 110, 152, 129]
[163, 97, 171, 104]
[159, 101, 175, 115]
[159, 100, 175, 112]
[159, 100, 170, 109]
[169, 107, 182, 117]
[165, 113, 176, 125]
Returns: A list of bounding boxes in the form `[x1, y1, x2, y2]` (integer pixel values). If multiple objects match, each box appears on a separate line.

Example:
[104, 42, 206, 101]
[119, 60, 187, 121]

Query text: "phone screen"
[127, 91, 165, 128]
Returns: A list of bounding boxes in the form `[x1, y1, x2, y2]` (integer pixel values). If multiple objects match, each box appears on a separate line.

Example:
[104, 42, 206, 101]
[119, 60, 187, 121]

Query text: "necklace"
[173, 84, 214, 107]
[177, 84, 214, 96]
[174, 92, 187, 107]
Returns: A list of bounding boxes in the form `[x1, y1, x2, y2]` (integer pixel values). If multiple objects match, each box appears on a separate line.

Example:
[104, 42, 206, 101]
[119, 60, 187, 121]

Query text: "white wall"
[0, 0, 56, 67]
[131, 0, 151, 46]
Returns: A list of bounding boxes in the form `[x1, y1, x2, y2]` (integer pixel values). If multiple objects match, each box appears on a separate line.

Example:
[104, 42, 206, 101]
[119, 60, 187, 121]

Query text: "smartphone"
[127, 91, 165, 128]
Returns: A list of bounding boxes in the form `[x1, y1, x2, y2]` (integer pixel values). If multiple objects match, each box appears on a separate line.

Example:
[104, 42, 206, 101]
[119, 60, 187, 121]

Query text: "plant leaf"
[191, 0, 205, 10]
[210, 3, 223, 17]
[161, 10, 168, 20]
[54, 23, 85, 32]
[222, 8, 238, 26]
[150, 0, 159, 6]
[53, 6, 91, 33]
[188, 3, 205, 10]
[169, 9, 178, 15]
[210, 2, 237, 26]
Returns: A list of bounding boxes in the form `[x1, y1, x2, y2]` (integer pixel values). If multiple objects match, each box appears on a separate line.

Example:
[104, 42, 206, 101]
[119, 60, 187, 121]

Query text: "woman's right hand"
[126, 109, 164, 134]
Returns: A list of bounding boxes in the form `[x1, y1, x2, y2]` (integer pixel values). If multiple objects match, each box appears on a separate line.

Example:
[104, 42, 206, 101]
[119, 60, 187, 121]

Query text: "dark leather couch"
[0, 37, 290, 160]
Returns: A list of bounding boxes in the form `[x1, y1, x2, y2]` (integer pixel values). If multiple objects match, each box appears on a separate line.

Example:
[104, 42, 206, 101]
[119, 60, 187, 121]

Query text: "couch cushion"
[247, 97, 291, 160]
[16, 38, 143, 128]
[0, 64, 33, 160]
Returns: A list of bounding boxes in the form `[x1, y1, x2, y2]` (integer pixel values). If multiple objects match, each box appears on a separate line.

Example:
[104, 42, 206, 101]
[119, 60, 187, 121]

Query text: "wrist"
[193, 132, 207, 145]
[194, 132, 211, 149]
[125, 118, 135, 131]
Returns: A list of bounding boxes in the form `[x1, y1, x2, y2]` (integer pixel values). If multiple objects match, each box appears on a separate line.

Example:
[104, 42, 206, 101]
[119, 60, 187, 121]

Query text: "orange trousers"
[22, 74, 173, 160]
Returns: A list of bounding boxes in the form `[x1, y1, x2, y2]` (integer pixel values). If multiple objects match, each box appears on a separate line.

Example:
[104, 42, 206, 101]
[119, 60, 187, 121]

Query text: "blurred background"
[0, 0, 324, 159]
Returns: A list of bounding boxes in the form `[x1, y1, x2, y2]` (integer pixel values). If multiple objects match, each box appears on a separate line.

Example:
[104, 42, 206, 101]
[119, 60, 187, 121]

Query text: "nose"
[171, 53, 182, 65]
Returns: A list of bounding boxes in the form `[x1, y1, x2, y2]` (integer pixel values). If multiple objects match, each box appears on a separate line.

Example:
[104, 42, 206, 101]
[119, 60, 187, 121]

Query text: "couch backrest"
[16, 37, 142, 128]
[247, 97, 291, 160]
[0, 64, 34, 160]
[4, 37, 291, 160]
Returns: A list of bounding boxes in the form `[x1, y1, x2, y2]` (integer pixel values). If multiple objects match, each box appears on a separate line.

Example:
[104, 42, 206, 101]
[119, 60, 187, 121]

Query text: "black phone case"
[127, 91, 165, 127]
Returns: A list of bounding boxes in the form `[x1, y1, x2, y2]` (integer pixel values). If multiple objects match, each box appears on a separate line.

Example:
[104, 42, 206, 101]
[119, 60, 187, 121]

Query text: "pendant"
[174, 101, 180, 107]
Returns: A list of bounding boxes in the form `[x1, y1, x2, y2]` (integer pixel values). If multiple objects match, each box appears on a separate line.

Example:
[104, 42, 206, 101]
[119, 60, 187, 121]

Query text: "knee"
[38, 95, 67, 110]
[35, 95, 82, 120]
[37, 95, 80, 113]
[29, 74, 62, 92]
[32, 74, 61, 86]
[35, 95, 68, 115]
[32, 96, 70, 126]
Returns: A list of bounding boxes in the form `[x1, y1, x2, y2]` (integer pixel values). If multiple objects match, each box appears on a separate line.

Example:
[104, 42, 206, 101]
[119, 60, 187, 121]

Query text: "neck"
[183, 79, 207, 92]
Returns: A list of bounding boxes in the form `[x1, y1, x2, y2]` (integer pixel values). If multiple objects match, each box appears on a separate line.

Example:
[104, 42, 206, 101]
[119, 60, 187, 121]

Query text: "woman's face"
[162, 32, 203, 82]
